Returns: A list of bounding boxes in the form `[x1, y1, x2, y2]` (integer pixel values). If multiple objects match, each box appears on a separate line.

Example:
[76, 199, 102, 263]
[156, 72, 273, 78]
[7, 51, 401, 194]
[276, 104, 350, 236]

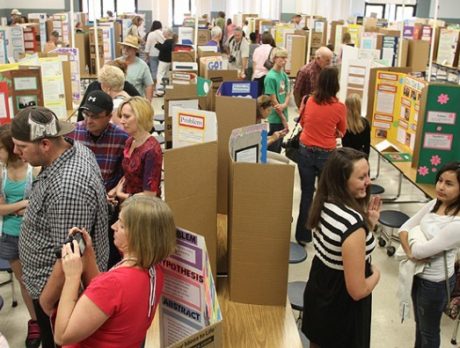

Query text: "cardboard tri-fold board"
[289, 35, 307, 78]
[215, 96, 256, 215]
[167, 322, 222, 348]
[197, 29, 211, 46]
[406, 39, 430, 72]
[0, 67, 44, 117]
[228, 161, 294, 305]
[75, 32, 90, 74]
[163, 142, 218, 279]
[203, 70, 238, 111]
[172, 51, 195, 63]
[163, 84, 198, 148]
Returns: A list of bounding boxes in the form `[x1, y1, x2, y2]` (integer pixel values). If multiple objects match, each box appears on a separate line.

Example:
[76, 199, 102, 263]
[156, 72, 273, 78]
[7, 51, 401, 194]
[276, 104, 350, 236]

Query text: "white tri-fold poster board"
[159, 228, 222, 347]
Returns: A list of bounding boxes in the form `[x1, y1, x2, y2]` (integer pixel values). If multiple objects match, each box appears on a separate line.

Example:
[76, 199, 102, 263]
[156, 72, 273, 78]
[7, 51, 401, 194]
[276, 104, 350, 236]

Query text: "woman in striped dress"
[301, 147, 381, 348]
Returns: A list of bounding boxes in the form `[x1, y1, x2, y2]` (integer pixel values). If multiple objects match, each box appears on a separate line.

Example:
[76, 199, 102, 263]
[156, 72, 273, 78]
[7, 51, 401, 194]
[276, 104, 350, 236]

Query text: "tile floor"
[0, 100, 458, 347]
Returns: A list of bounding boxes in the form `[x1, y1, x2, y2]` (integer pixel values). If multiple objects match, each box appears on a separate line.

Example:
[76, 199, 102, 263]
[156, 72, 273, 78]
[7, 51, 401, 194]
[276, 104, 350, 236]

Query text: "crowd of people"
[1, 9, 460, 348]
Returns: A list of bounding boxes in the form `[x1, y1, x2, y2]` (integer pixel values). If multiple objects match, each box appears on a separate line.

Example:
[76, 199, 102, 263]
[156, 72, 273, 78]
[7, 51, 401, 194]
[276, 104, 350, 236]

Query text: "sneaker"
[25, 320, 41, 348]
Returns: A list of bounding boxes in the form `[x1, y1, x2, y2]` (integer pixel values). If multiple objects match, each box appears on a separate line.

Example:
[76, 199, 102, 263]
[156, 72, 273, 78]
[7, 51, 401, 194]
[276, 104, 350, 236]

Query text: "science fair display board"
[159, 228, 222, 347]
[370, 70, 427, 156]
[414, 84, 460, 184]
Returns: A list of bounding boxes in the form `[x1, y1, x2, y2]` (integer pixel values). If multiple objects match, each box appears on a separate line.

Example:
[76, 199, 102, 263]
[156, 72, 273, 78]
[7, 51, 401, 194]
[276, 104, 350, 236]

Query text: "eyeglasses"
[82, 110, 108, 120]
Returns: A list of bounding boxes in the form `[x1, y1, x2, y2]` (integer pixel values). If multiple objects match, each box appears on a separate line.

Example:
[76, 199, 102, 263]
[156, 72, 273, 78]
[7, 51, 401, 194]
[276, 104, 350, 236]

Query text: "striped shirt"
[313, 202, 376, 271]
[70, 122, 128, 191]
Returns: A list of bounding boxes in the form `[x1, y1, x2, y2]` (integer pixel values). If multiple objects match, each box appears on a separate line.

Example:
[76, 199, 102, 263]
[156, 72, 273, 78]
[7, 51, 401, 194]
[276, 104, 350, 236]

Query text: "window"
[81, 0, 137, 21]
[364, 4, 386, 19]
[172, 0, 196, 26]
[395, 5, 416, 21]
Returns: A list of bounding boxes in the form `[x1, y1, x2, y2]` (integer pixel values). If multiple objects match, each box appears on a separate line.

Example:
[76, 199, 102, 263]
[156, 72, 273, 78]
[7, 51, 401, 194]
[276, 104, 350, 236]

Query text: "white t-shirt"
[399, 199, 460, 282]
[252, 44, 273, 79]
[145, 29, 165, 57]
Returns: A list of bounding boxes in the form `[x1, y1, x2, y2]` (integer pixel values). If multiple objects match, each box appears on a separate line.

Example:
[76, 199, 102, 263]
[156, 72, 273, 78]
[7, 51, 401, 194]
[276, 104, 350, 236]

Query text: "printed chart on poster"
[371, 70, 426, 156]
[415, 84, 460, 184]
[159, 228, 222, 347]
[172, 107, 217, 148]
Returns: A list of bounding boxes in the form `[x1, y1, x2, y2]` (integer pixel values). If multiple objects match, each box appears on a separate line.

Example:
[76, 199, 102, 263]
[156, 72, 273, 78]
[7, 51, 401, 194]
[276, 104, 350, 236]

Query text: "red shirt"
[122, 136, 162, 196]
[300, 97, 347, 150]
[65, 265, 164, 348]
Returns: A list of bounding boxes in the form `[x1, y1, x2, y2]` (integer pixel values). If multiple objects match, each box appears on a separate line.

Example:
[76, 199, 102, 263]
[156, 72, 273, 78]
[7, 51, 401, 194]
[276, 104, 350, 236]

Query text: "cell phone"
[54, 231, 86, 258]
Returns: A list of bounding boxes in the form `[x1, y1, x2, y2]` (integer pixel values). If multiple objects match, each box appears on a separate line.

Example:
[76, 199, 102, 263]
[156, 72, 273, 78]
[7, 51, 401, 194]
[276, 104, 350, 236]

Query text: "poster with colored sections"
[172, 107, 217, 148]
[160, 228, 222, 347]
[371, 70, 405, 145]
[38, 57, 67, 118]
[347, 24, 363, 48]
[51, 47, 81, 103]
[0, 30, 6, 64]
[274, 23, 294, 49]
[415, 84, 460, 184]
[398, 76, 427, 153]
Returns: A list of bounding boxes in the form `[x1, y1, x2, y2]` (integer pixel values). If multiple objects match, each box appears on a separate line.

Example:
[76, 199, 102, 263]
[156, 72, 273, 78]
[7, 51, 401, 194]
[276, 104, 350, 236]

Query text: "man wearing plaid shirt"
[11, 107, 109, 348]
[69, 90, 128, 268]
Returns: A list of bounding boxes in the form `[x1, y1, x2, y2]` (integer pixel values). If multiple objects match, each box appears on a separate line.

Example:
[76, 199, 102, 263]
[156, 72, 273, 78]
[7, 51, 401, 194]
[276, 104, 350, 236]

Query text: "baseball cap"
[11, 9, 22, 15]
[11, 107, 75, 142]
[79, 90, 114, 115]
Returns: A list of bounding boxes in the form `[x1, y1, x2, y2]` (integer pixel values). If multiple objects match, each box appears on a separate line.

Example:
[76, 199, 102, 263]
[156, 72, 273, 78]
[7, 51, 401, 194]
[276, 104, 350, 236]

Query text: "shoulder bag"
[263, 47, 275, 70]
[284, 96, 308, 163]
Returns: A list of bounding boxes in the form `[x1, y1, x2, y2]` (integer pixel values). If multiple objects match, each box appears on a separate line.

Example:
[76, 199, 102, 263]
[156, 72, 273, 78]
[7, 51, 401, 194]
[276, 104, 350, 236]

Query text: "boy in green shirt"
[264, 48, 290, 153]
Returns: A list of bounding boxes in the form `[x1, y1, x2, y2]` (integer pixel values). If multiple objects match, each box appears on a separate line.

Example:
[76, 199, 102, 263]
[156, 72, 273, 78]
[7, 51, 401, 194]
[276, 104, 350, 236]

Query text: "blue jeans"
[295, 145, 331, 243]
[412, 275, 455, 348]
[149, 56, 159, 82]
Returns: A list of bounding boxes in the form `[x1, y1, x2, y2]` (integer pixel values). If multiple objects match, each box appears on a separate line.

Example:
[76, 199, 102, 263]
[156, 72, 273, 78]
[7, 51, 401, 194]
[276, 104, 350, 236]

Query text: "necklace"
[112, 257, 138, 269]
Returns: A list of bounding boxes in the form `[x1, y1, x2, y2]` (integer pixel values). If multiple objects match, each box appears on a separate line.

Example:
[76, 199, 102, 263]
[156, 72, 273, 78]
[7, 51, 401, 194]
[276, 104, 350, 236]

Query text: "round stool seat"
[379, 210, 410, 228]
[154, 135, 165, 145]
[154, 114, 165, 123]
[370, 184, 385, 195]
[288, 281, 306, 311]
[154, 123, 165, 133]
[289, 242, 307, 264]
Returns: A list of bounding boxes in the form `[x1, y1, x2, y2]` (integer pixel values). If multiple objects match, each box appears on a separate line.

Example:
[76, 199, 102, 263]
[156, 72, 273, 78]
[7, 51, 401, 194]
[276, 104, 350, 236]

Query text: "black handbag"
[263, 47, 274, 70]
[285, 128, 301, 163]
[284, 96, 307, 163]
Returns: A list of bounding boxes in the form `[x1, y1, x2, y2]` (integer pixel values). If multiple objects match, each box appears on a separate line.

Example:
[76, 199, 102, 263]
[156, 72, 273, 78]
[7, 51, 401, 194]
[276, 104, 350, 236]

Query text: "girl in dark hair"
[295, 66, 347, 245]
[301, 147, 381, 348]
[399, 161, 460, 347]
[144, 20, 164, 86]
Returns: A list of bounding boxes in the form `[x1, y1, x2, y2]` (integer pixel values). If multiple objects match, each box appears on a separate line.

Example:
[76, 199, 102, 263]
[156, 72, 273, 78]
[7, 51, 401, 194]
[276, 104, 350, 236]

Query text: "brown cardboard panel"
[1, 68, 44, 116]
[172, 51, 195, 63]
[197, 29, 211, 46]
[164, 142, 218, 279]
[75, 32, 89, 74]
[62, 61, 73, 111]
[289, 35, 307, 77]
[163, 84, 198, 148]
[406, 39, 430, 72]
[215, 96, 256, 214]
[228, 162, 294, 305]
[204, 70, 238, 111]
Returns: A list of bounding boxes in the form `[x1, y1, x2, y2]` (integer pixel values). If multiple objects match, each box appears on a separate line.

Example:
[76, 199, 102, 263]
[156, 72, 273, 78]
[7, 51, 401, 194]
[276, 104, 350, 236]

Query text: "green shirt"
[2, 177, 26, 237]
[264, 69, 290, 124]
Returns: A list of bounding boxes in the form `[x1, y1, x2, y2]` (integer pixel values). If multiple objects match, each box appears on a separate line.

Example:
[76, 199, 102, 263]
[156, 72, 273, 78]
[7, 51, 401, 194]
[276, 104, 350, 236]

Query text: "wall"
[416, 0, 431, 18]
[430, 0, 460, 19]
[350, 0, 365, 16]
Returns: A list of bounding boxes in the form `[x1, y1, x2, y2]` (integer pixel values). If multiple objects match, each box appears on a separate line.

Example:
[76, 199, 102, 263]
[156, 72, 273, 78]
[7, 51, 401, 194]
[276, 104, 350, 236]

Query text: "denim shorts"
[0, 233, 19, 260]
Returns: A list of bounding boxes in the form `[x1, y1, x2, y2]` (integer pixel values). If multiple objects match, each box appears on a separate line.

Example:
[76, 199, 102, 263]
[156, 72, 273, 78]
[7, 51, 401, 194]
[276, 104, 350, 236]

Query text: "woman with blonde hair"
[77, 61, 140, 122]
[98, 65, 131, 124]
[342, 94, 370, 155]
[127, 16, 144, 44]
[54, 195, 176, 347]
[108, 97, 162, 201]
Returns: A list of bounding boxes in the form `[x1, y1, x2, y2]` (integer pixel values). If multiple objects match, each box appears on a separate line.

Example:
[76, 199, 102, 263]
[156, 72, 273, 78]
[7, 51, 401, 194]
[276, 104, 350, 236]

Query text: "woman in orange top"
[295, 67, 347, 245]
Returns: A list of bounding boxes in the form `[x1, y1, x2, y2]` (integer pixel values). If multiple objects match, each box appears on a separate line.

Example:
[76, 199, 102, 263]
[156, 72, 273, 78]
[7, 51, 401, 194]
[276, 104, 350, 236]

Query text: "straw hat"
[118, 35, 140, 50]
[11, 9, 22, 15]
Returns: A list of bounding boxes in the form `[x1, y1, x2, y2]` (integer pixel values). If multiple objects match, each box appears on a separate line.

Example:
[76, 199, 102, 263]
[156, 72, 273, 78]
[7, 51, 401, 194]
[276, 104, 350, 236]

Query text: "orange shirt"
[299, 97, 347, 150]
